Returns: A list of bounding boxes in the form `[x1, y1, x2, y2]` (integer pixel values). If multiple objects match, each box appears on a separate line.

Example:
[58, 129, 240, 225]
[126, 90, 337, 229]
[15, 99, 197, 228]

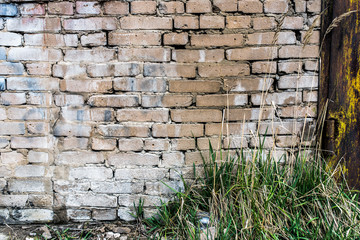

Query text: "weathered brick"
[0, 166, 11, 177]
[15, 165, 45, 178]
[0, 195, 28, 207]
[0, 108, 6, 120]
[205, 122, 257, 135]
[76, 1, 101, 14]
[159, 1, 184, 14]
[172, 49, 224, 63]
[169, 80, 221, 93]
[19, 3, 45, 15]
[252, 61, 277, 74]
[238, 0, 263, 13]
[171, 109, 222, 122]
[0, 138, 9, 149]
[64, 34, 78, 46]
[1, 151, 26, 165]
[198, 64, 250, 77]
[80, 33, 106, 46]
[301, 31, 320, 45]
[214, 0, 237, 12]
[191, 34, 243, 47]
[53, 122, 91, 137]
[60, 80, 112, 93]
[131, 1, 157, 14]
[171, 138, 196, 150]
[8, 47, 62, 61]
[28, 151, 49, 163]
[278, 105, 317, 118]
[7, 107, 48, 120]
[87, 63, 141, 77]
[294, 0, 306, 12]
[307, 0, 321, 13]
[54, 95, 84, 106]
[11, 137, 51, 149]
[109, 32, 161, 46]
[197, 137, 221, 150]
[63, 137, 89, 150]
[264, 0, 288, 13]
[0, 62, 24, 75]
[104, 1, 129, 15]
[70, 167, 112, 180]
[88, 95, 139, 107]
[226, 16, 251, 28]
[26, 63, 52, 75]
[279, 46, 319, 58]
[161, 152, 184, 167]
[152, 124, 203, 137]
[276, 136, 300, 147]
[144, 139, 170, 151]
[64, 48, 115, 62]
[247, 32, 296, 45]
[48, 2, 74, 15]
[121, 16, 172, 30]
[67, 209, 91, 221]
[99, 124, 149, 137]
[281, 17, 304, 30]
[200, 15, 225, 29]
[226, 47, 278, 60]
[91, 138, 117, 151]
[53, 64, 87, 79]
[144, 64, 196, 78]
[163, 32, 188, 45]
[63, 17, 117, 31]
[0, 4, 18, 16]
[303, 91, 318, 102]
[174, 16, 199, 29]
[117, 109, 169, 122]
[253, 17, 276, 30]
[109, 153, 159, 167]
[118, 48, 171, 62]
[27, 122, 50, 134]
[28, 92, 52, 105]
[224, 136, 249, 148]
[61, 107, 114, 122]
[278, 61, 303, 73]
[114, 78, 166, 92]
[0, 122, 25, 135]
[66, 194, 117, 207]
[0, 32, 22, 46]
[186, 0, 212, 13]
[142, 94, 193, 107]
[251, 92, 301, 105]
[7, 18, 61, 32]
[278, 75, 318, 89]
[115, 168, 167, 180]
[92, 182, 143, 194]
[118, 138, 144, 151]
[93, 209, 117, 221]
[145, 181, 184, 195]
[8, 179, 50, 193]
[196, 94, 248, 106]
[13, 209, 53, 222]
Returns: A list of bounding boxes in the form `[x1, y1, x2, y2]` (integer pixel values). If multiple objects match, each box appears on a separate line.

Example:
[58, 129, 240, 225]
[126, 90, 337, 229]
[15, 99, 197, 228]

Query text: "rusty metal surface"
[323, 0, 360, 188]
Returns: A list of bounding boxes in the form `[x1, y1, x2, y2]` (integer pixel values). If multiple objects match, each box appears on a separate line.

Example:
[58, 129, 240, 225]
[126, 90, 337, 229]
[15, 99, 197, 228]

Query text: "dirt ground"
[0, 221, 148, 240]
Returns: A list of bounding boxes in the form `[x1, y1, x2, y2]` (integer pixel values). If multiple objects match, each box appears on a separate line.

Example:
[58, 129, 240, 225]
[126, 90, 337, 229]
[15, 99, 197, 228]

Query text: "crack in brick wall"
[0, 0, 320, 223]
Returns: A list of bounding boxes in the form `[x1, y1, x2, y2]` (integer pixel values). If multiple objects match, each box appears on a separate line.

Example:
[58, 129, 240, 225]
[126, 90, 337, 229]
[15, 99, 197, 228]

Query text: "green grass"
[141, 139, 360, 239]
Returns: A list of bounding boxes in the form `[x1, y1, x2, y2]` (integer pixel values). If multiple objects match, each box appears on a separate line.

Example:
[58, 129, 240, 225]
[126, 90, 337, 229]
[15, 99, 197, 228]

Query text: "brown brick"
[19, 3, 45, 15]
[118, 48, 171, 62]
[174, 16, 199, 29]
[279, 46, 319, 58]
[226, 16, 251, 29]
[109, 32, 161, 46]
[169, 80, 221, 93]
[144, 139, 170, 151]
[172, 49, 224, 63]
[163, 32, 188, 45]
[60, 80, 112, 93]
[238, 0, 263, 13]
[63, 17, 117, 31]
[186, 0, 212, 13]
[159, 1, 185, 14]
[253, 17, 276, 30]
[171, 138, 196, 150]
[120, 16, 172, 30]
[278, 75, 318, 89]
[225, 108, 275, 121]
[205, 122, 257, 136]
[48, 2, 74, 15]
[171, 109, 222, 122]
[226, 47, 278, 61]
[152, 124, 204, 137]
[278, 105, 317, 118]
[252, 61, 277, 74]
[200, 16, 225, 29]
[303, 91, 318, 102]
[144, 64, 196, 78]
[91, 138, 117, 151]
[88, 95, 139, 107]
[117, 109, 169, 122]
[307, 0, 321, 13]
[114, 78, 166, 92]
[224, 136, 249, 149]
[276, 136, 300, 148]
[198, 64, 250, 77]
[142, 94, 193, 107]
[131, 1, 157, 14]
[191, 34, 243, 47]
[278, 61, 303, 73]
[99, 124, 149, 137]
[294, 0, 306, 12]
[281, 17, 304, 30]
[251, 92, 301, 106]
[214, 0, 237, 12]
[301, 30, 320, 44]
[104, 1, 129, 15]
[61, 107, 114, 122]
[264, 0, 288, 13]
[80, 33, 106, 46]
[26, 63, 52, 75]
[196, 94, 248, 106]
[64, 48, 115, 62]
[118, 138, 143, 151]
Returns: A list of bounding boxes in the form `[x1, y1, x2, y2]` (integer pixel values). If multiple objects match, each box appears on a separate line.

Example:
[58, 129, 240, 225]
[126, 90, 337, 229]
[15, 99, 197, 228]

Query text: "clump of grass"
[143, 139, 360, 239]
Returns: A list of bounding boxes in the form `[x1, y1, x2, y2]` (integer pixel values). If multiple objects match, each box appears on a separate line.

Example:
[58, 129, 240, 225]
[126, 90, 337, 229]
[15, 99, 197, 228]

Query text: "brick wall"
[0, 0, 320, 223]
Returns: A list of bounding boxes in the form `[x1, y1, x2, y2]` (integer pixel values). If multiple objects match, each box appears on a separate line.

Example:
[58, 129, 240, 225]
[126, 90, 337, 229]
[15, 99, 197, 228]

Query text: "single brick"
[109, 153, 159, 167]
[144, 64, 196, 78]
[197, 137, 221, 150]
[238, 0, 263, 13]
[307, 0, 321, 13]
[115, 168, 167, 180]
[303, 90, 318, 102]
[226, 16, 251, 29]
[278, 75, 318, 89]
[54, 95, 84, 106]
[26, 63, 51, 75]
[0, 122, 25, 135]
[0, 32, 22, 46]
[87, 63, 140, 77]
[60, 80, 112, 93]
[63, 137, 89, 150]
[159, 1, 184, 14]
[213, 0, 237, 12]
[304, 60, 318, 71]
[131, 1, 157, 14]
[28, 151, 49, 163]
[225, 108, 275, 121]
[246, 32, 296, 45]
[24, 34, 67, 47]
[152, 124, 204, 137]
[27, 122, 50, 134]
[281, 17, 304, 30]
[53, 122, 91, 137]
[8, 47, 62, 61]
[0, 62, 24, 75]
[48, 2, 74, 15]
[61, 107, 114, 122]
[118, 48, 171, 62]
[278, 61, 303, 73]
[91, 182, 143, 194]
[144, 139, 170, 151]
[15, 165, 45, 178]
[276, 136, 300, 148]
[11, 136, 50, 149]
[172, 49, 224, 63]
[98, 124, 149, 137]
[253, 17, 276, 30]
[252, 61, 277, 74]
[58, 151, 102, 167]
[171, 109, 222, 122]
[7, 77, 59, 91]
[80, 33, 106, 46]
[63, 17, 117, 31]
[120, 16, 172, 30]
[7, 18, 61, 32]
[161, 152, 184, 167]
[0, 195, 28, 207]
[104, 1, 129, 15]
[186, 0, 212, 13]
[88, 95, 139, 107]
[294, 0, 306, 12]
[118, 138, 144, 151]
[163, 32, 188, 45]
[109, 32, 161, 46]
[279, 45, 319, 58]
[64, 48, 115, 62]
[169, 80, 221, 93]
[171, 138, 196, 150]
[117, 109, 169, 122]
[264, 0, 288, 13]
[76, 1, 101, 14]
[200, 15, 225, 29]
[66, 194, 117, 207]
[1, 93, 26, 105]
[278, 105, 317, 118]
[70, 167, 112, 180]
[205, 122, 257, 136]
[226, 47, 278, 61]
[53, 63, 87, 79]
[174, 16, 199, 29]
[0, 4, 18, 16]
[196, 94, 248, 106]
[19, 3, 45, 15]
[251, 92, 301, 105]
[142, 94, 193, 107]
[191, 34, 243, 47]
[7, 107, 48, 120]
[64, 34, 78, 46]
[1, 152, 26, 165]
[114, 78, 166, 92]
[301, 31, 320, 44]
[198, 64, 250, 77]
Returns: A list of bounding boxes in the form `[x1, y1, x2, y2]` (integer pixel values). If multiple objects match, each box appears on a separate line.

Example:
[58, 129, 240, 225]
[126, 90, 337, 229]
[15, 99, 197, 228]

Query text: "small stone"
[115, 227, 131, 234]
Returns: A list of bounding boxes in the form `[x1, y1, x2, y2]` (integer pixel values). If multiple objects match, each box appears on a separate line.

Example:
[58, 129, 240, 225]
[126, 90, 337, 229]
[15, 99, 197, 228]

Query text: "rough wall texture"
[0, 0, 320, 223]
